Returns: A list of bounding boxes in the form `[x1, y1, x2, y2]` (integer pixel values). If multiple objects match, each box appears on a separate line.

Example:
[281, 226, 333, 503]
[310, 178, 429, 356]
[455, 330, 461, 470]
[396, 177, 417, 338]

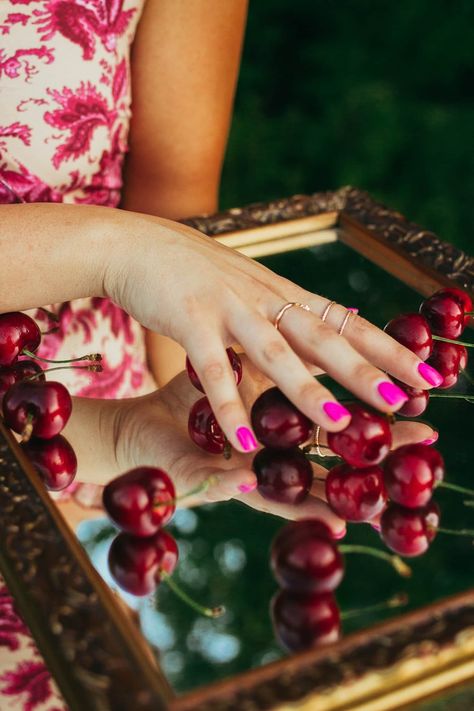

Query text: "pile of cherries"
[186, 347, 242, 455]
[103, 465, 224, 617]
[385, 286, 472, 416]
[0, 311, 86, 491]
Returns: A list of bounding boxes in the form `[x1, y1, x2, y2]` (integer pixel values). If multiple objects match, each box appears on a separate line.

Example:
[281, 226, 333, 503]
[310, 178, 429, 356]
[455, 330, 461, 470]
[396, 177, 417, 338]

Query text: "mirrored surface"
[74, 239, 474, 694]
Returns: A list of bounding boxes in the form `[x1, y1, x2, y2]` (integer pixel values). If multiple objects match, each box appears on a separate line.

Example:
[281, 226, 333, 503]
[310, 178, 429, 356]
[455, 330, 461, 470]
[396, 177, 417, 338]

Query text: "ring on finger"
[320, 300, 336, 322]
[338, 310, 353, 336]
[274, 301, 311, 331]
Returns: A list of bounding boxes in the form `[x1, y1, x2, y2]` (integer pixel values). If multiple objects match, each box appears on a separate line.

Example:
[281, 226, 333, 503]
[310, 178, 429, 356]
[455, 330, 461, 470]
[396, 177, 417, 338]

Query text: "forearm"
[0, 203, 112, 311]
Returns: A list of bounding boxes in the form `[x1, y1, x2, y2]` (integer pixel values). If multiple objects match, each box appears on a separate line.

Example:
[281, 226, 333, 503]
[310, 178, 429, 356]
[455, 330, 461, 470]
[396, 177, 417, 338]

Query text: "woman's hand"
[66, 356, 437, 537]
[104, 212, 443, 454]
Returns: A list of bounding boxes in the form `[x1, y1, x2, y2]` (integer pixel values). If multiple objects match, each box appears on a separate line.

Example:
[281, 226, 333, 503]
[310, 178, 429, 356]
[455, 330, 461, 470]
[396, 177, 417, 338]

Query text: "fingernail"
[370, 522, 382, 532]
[238, 481, 257, 494]
[418, 362, 444, 387]
[347, 307, 359, 314]
[236, 426, 258, 452]
[333, 527, 347, 540]
[323, 401, 351, 422]
[377, 381, 409, 406]
[421, 432, 439, 446]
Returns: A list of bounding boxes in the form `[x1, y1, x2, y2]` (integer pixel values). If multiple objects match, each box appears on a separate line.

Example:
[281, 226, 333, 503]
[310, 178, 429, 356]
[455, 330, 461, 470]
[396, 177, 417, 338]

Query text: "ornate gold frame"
[1, 187, 473, 710]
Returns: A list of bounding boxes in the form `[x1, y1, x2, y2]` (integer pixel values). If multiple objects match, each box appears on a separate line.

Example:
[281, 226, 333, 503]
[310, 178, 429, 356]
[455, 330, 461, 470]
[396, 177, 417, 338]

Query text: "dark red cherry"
[186, 347, 242, 393]
[108, 530, 179, 596]
[252, 447, 313, 504]
[384, 444, 444, 508]
[435, 287, 472, 327]
[380, 501, 440, 557]
[0, 361, 44, 408]
[21, 435, 77, 491]
[426, 341, 464, 389]
[325, 463, 387, 522]
[250, 386, 312, 449]
[271, 589, 340, 652]
[393, 380, 430, 418]
[3, 380, 72, 439]
[188, 397, 226, 454]
[420, 292, 464, 339]
[383, 314, 433, 361]
[103, 467, 176, 536]
[327, 403, 392, 468]
[271, 519, 343, 593]
[0, 312, 41, 366]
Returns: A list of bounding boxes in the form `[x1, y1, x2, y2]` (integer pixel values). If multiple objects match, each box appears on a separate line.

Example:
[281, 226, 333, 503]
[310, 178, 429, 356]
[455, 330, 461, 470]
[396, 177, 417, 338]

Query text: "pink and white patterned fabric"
[0, 2, 154, 707]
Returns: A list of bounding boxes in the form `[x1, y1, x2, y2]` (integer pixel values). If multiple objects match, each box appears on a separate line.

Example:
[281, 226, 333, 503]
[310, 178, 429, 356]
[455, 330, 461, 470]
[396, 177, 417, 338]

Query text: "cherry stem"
[429, 525, 474, 538]
[21, 349, 102, 364]
[161, 572, 225, 618]
[432, 335, 474, 348]
[21, 410, 35, 443]
[154, 476, 218, 509]
[438, 481, 474, 497]
[341, 593, 408, 620]
[24, 364, 103, 382]
[430, 394, 474, 402]
[339, 544, 412, 578]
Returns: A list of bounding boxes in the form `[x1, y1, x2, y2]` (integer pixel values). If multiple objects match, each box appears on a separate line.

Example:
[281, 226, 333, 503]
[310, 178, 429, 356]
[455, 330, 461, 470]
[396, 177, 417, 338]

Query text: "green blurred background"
[222, 0, 473, 253]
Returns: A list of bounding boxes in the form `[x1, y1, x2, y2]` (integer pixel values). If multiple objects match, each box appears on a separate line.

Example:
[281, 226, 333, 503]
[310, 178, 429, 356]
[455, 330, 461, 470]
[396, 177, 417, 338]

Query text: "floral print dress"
[0, 1, 155, 707]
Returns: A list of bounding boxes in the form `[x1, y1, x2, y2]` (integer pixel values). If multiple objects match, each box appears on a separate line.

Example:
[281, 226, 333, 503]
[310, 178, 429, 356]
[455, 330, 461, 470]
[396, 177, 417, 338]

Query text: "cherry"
[252, 447, 313, 504]
[459, 346, 468, 371]
[380, 501, 440, 557]
[3, 380, 72, 440]
[188, 397, 226, 454]
[21, 435, 77, 491]
[0, 361, 45, 407]
[435, 287, 472, 327]
[327, 403, 392, 468]
[186, 347, 242, 393]
[271, 519, 343, 593]
[325, 463, 387, 522]
[426, 341, 464, 389]
[420, 292, 464, 339]
[383, 313, 433, 360]
[0, 312, 41, 366]
[103, 467, 176, 537]
[392, 380, 430, 418]
[271, 589, 340, 652]
[384, 444, 444, 508]
[108, 530, 179, 596]
[250, 386, 312, 449]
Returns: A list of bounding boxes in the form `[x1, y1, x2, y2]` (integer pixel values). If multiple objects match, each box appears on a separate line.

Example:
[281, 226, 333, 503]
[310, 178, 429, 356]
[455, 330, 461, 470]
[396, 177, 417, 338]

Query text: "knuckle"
[298, 380, 321, 405]
[201, 360, 226, 383]
[262, 339, 288, 364]
[214, 399, 239, 421]
[353, 361, 379, 383]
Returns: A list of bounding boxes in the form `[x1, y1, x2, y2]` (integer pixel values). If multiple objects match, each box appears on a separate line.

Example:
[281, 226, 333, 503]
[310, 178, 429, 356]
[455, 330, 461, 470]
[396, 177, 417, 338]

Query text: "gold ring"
[320, 300, 336, 322]
[274, 302, 311, 331]
[314, 425, 330, 458]
[338, 310, 353, 336]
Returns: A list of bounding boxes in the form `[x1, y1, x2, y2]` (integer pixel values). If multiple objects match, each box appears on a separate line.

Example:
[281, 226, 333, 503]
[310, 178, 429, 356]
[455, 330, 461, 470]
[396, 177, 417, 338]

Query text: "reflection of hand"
[69, 356, 436, 536]
[104, 214, 442, 453]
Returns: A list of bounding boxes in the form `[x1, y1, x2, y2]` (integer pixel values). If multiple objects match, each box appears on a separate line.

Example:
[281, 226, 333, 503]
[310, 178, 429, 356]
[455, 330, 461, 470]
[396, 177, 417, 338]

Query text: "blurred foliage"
[222, 0, 474, 252]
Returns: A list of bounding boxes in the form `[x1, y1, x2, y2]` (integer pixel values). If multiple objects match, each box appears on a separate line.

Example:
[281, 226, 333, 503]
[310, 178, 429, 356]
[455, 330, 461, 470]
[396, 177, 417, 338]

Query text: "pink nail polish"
[418, 362, 444, 387]
[323, 402, 351, 421]
[421, 432, 439, 446]
[332, 527, 347, 540]
[377, 381, 409, 406]
[238, 481, 257, 494]
[347, 307, 359, 314]
[236, 426, 258, 452]
[370, 522, 382, 533]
